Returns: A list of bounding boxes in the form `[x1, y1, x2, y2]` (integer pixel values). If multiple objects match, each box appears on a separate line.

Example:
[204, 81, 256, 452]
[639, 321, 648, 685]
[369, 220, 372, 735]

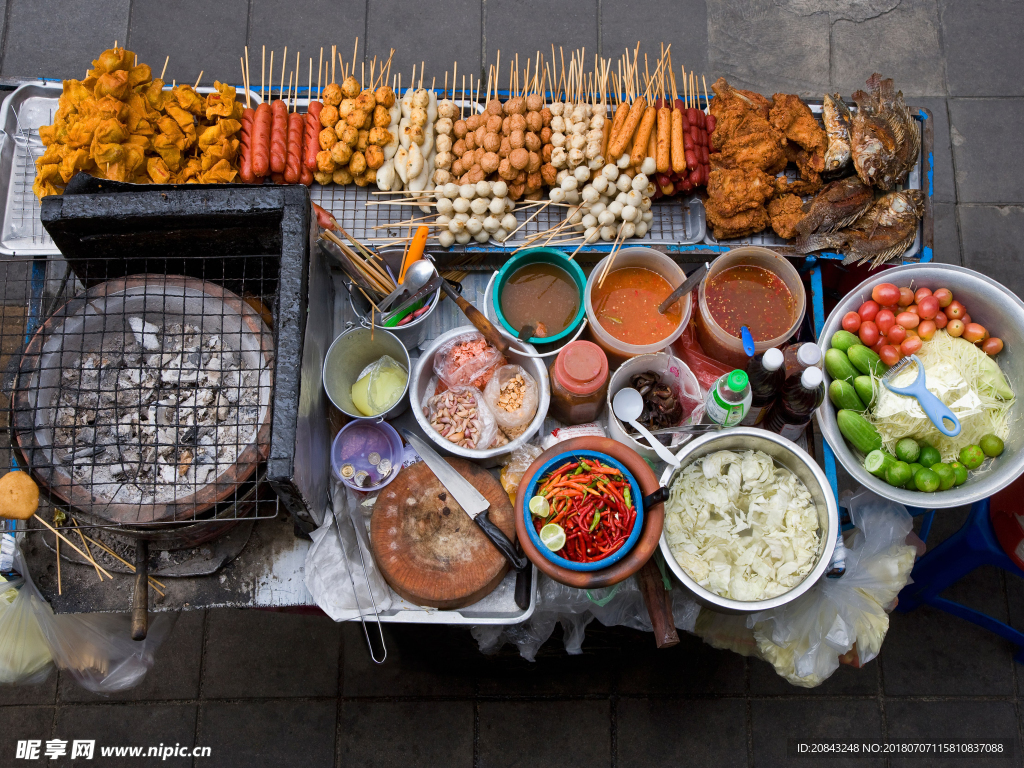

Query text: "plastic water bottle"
[765, 366, 825, 440]
[740, 347, 785, 426]
[702, 370, 751, 428]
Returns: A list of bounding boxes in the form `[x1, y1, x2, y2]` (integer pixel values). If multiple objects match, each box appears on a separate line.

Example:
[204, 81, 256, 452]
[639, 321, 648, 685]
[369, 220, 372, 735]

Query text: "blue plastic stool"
[897, 496, 1024, 663]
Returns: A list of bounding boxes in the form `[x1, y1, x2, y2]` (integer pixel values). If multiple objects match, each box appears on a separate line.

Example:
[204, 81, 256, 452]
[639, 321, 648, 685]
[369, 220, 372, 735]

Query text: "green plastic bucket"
[492, 247, 587, 345]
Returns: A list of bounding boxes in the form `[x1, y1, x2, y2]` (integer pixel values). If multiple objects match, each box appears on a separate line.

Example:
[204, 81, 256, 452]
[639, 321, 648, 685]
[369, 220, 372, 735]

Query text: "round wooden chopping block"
[370, 457, 516, 609]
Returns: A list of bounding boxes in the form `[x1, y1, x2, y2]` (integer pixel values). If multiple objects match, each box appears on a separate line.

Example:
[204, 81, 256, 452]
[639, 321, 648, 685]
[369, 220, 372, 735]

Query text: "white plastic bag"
[432, 331, 506, 389]
[0, 574, 53, 685]
[423, 385, 499, 450]
[483, 365, 539, 438]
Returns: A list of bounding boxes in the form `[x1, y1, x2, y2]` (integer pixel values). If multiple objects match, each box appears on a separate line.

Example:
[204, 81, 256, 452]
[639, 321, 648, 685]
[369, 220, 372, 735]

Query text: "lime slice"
[529, 495, 551, 518]
[539, 523, 566, 551]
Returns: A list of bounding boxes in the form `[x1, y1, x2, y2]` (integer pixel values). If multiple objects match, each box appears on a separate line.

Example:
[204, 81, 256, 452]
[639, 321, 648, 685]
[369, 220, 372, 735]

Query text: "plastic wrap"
[0, 572, 53, 685]
[674, 321, 731, 393]
[351, 354, 408, 416]
[433, 331, 506, 389]
[484, 365, 540, 438]
[499, 442, 545, 503]
[424, 385, 499, 450]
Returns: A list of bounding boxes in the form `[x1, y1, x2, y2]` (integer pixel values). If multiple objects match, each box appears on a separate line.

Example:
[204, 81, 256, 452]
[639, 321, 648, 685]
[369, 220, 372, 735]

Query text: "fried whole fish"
[822, 93, 852, 172]
[795, 177, 873, 238]
[850, 74, 919, 190]
[796, 190, 924, 267]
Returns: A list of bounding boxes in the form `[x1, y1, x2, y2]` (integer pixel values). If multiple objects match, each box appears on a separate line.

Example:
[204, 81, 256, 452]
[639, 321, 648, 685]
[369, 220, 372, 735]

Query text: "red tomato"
[901, 337, 923, 356]
[946, 300, 966, 320]
[887, 325, 907, 345]
[871, 283, 900, 306]
[842, 311, 862, 332]
[905, 328, 919, 339]
[870, 339, 885, 354]
[858, 320, 880, 346]
[947, 319, 965, 337]
[982, 337, 1004, 355]
[876, 310, 896, 335]
[932, 288, 953, 308]
[858, 300, 880, 322]
[906, 304, 919, 315]
[879, 345, 901, 367]
[917, 319, 936, 341]
[917, 295, 940, 319]
[963, 323, 987, 343]
[961, 313, 972, 326]
[896, 311, 920, 329]
[914, 287, 932, 303]
[898, 287, 915, 306]
[933, 311, 948, 329]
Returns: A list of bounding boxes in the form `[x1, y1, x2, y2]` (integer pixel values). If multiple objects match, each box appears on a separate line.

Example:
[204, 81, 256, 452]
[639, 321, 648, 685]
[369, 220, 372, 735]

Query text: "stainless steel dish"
[817, 263, 1024, 508]
[323, 327, 411, 421]
[657, 428, 839, 614]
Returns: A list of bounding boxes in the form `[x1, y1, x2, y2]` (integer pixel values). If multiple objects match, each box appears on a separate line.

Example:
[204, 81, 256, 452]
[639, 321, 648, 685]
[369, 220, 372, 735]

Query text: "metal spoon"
[612, 388, 681, 467]
[377, 259, 436, 312]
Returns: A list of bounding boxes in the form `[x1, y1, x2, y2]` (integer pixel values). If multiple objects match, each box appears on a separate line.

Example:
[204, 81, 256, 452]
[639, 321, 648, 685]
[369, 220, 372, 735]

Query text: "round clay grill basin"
[12, 275, 275, 526]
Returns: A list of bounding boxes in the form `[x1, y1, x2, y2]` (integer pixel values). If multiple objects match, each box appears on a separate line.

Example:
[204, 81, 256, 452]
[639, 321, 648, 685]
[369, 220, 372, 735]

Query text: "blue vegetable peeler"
[882, 354, 961, 437]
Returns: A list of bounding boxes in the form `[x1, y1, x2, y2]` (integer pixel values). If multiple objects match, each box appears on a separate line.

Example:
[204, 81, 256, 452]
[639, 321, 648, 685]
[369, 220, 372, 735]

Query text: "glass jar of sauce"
[549, 341, 609, 425]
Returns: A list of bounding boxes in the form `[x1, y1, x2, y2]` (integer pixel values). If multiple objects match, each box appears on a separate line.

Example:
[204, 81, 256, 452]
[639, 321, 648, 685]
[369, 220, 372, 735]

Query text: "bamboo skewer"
[160, 55, 170, 81]
[73, 524, 105, 582]
[503, 200, 552, 241]
[33, 514, 113, 580]
[56, 535, 61, 595]
[71, 520, 167, 592]
[194, 71, 203, 90]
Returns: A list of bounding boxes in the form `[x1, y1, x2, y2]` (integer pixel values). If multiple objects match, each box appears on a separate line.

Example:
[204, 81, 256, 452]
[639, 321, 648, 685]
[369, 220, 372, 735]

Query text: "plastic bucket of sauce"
[693, 247, 806, 369]
[493, 247, 587, 345]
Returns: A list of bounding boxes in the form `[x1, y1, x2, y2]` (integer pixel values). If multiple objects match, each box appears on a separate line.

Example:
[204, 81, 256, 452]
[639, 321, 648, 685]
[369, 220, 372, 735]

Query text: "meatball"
[364, 145, 384, 170]
[465, 165, 485, 184]
[466, 113, 484, 131]
[435, 134, 453, 153]
[542, 144, 553, 163]
[356, 129, 370, 151]
[372, 105, 390, 128]
[483, 132, 501, 153]
[527, 151, 541, 173]
[526, 171, 543, 193]
[333, 167, 354, 184]
[337, 124, 359, 146]
[409, 107, 427, 127]
[540, 126, 552, 144]
[348, 151, 367, 175]
[451, 158, 464, 177]
[374, 86, 395, 108]
[435, 117, 453, 135]
[474, 125, 487, 147]
[322, 82, 343, 106]
[480, 151, 500, 173]
[509, 113, 527, 133]
[318, 104, 339, 128]
[509, 147, 530, 170]
[525, 111, 543, 133]
[541, 163, 557, 186]
[504, 96, 526, 115]
[316, 150, 336, 172]
[524, 131, 541, 152]
[345, 109, 367, 128]
[453, 120, 468, 138]
[435, 151, 453, 169]
[540, 107, 552, 126]
[318, 128, 338, 150]
[498, 157, 516, 180]
[330, 142, 352, 165]
[526, 93, 544, 112]
[509, 129, 525, 150]
[499, 137, 512, 158]
[340, 76, 360, 99]
[314, 170, 333, 185]
[452, 138, 467, 157]
[486, 114, 503, 134]
[368, 127, 392, 146]
[354, 90, 376, 112]
[486, 98, 503, 116]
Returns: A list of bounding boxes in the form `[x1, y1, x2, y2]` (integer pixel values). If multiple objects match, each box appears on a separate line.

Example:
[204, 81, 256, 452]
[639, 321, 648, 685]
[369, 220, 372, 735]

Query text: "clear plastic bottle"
[765, 366, 825, 441]
[783, 342, 822, 380]
[702, 370, 751, 428]
[740, 347, 785, 426]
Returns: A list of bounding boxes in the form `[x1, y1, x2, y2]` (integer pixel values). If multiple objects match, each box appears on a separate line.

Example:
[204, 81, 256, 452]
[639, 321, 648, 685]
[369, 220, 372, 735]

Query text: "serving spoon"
[612, 388, 681, 467]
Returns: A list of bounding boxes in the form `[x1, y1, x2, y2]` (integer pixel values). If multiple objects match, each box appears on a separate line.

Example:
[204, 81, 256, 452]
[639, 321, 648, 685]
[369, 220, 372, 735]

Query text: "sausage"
[601, 114, 612, 160]
[239, 107, 255, 183]
[270, 99, 289, 174]
[670, 108, 686, 174]
[251, 102, 272, 177]
[607, 101, 629, 155]
[646, 124, 657, 167]
[303, 102, 323, 172]
[299, 163, 314, 186]
[285, 112, 303, 183]
[608, 98, 645, 160]
[312, 202, 336, 230]
[706, 115, 717, 134]
[629, 106, 657, 168]
[656, 106, 671, 174]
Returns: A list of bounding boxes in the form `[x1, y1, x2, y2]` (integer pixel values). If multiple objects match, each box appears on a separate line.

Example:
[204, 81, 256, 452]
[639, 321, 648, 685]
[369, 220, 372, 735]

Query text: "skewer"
[194, 71, 203, 89]
[243, 46, 251, 107]
[33, 514, 113, 579]
[72, 520, 166, 589]
[279, 47, 287, 98]
[598, 226, 628, 287]
[353, 38, 360, 80]
[56, 534, 61, 595]
[269, 50, 275, 99]
[331, 45, 336, 83]
[308, 57, 313, 104]
[502, 200, 552, 240]
[295, 50, 301, 103]
[567, 237, 591, 261]
[73, 524, 104, 581]
[702, 74, 710, 112]
[160, 55, 170, 81]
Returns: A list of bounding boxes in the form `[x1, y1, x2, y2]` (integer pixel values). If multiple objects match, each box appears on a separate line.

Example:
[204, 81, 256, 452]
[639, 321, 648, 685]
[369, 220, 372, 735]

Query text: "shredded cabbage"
[868, 331, 1015, 462]
[664, 450, 822, 601]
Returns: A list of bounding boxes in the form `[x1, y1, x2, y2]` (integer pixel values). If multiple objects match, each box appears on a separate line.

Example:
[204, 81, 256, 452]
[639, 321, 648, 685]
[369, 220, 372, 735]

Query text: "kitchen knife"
[401, 429, 528, 572]
[658, 262, 709, 315]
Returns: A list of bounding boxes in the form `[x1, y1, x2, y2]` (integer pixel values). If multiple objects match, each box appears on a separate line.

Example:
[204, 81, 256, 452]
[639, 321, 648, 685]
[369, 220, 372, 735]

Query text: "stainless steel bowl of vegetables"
[657, 428, 839, 614]
[818, 263, 1024, 508]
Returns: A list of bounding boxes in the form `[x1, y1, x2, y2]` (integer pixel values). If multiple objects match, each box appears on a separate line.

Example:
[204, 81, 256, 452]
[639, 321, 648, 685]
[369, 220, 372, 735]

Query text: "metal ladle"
[612, 388, 681, 467]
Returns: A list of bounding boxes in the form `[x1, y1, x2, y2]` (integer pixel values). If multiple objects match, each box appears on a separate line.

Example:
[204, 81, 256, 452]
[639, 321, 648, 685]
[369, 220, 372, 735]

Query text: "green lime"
[913, 468, 940, 493]
[959, 444, 985, 470]
[529, 495, 551, 518]
[949, 461, 968, 486]
[895, 438, 921, 463]
[980, 434, 1005, 458]
[930, 463, 956, 491]
[908, 462, 924, 479]
[918, 444, 941, 469]
[885, 460, 913, 488]
[539, 523, 566, 551]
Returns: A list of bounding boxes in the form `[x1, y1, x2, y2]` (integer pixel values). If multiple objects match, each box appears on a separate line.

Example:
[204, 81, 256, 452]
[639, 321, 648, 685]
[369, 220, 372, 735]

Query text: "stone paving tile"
[0, 707, 53, 762]
[940, 0, 1024, 98]
[202, 609, 340, 699]
[706, 0, 829, 97]
[751, 699, 884, 768]
[601, 0, 708, 87]
[341, 623, 475, 698]
[749, 656, 879, 696]
[478, 699, 611, 768]
[1, 0, 128, 81]
[338, 700, 474, 767]
[617, 697, 748, 767]
[831, 0, 945, 98]
[930, 202, 961, 265]
[0, 670, 56, 707]
[198, 700, 336, 768]
[248, 0, 366, 98]
[615, 628, 746, 696]
[959, 204, 1024, 298]
[949, 99, 1024, 204]
[484, 0, 598, 91]
[59, 610, 204, 703]
[128, 0, 248, 87]
[908, 97, 955, 204]
[367, 0, 480, 95]
[55, 704, 197, 767]
[886, 700, 1021, 768]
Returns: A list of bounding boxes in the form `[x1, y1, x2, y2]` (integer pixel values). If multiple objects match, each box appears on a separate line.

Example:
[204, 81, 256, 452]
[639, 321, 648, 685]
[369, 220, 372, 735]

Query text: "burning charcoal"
[129, 317, 161, 350]
[180, 425, 198, 444]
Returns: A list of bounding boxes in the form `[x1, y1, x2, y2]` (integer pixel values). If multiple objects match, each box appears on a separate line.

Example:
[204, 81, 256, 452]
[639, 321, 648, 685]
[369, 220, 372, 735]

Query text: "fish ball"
[500, 213, 518, 231]
[549, 103, 563, 116]
[505, 197, 516, 212]
[621, 204, 638, 222]
[491, 180, 508, 198]
[619, 221, 636, 239]
[438, 230, 456, 247]
[607, 200, 624, 217]
[589, 113, 605, 130]
[568, 207, 584, 225]
[453, 197, 471, 213]
[550, 115, 566, 133]
[564, 190, 580, 204]
[443, 182, 460, 199]
[476, 180, 492, 197]
[634, 220, 649, 238]
[459, 183, 476, 200]
[470, 197, 490, 215]
[591, 175, 610, 194]
[448, 218, 465, 234]
[590, 201, 606, 216]
[551, 131, 566, 148]
[631, 174, 649, 190]
[616, 174, 632, 192]
[489, 196, 506, 214]
[587, 155, 605, 170]
[640, 195, 652, 211]
[435, 197, 455, 216]
[483, 215, 500, 233]
[581, 185, 600, 204]
[582, 213, 598, 229]
[455, 231, 472, 245]
[642, 209, 654, 223]
[555, 169, 569, 184]
[435, 215, 451, 228]
[465, 216, 483, 235]
[600, 225, 616, 241]
[640, 157, 657, 176]
[598, 210, 616, 226]
[454, 212, 470, 223]
[474, 229, 491, 243]
[615, 191, 629, 205]
[494, 227, 509, 242]
[584, 226, 599, 242]
[560, 175, 579, 191]
[573, 165, 591, 182]
[626, 189, 643, 207]
[602, 164, 619, 181]
[548, 186, 566, 203]
[646, 182, 657, 197]
[616, 153, 632, 168]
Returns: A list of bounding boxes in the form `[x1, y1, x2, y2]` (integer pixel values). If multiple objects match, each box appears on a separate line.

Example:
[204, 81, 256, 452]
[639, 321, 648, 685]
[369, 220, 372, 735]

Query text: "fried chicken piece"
[711, 127, 788, 175]
[706, 168, 776, 218]
[706, 199, 771, 240]
[708, 80, 786, 173]
[709, 78, 771, 147]
[770, 94, 826, 156]
[767, 194, 806, 239]
[773, 144, 824, 196]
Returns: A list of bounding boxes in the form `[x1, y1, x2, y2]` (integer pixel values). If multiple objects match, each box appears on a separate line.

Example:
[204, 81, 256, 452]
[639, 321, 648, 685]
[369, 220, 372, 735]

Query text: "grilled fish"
[822, 93, 852, 172]
[850, 74, 919, 190]
[796, 190, 924, 267]
[795, 177, 873, 238]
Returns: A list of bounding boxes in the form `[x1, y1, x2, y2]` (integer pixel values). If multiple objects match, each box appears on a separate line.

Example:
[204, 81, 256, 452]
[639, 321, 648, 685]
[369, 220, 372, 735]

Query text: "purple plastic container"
[331, 419, 404, 492]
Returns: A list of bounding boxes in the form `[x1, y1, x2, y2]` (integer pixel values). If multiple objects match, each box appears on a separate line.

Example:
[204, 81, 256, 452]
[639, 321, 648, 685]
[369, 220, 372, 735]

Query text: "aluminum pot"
[817, 263, 1024, 508]
[657, 428, 839, 614]
[323, 327, 410, 420]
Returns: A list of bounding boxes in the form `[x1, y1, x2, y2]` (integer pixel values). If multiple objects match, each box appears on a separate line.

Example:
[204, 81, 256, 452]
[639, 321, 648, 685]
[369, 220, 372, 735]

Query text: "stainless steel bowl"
[657, 428, 839, 614]
[410, 326, 551, 462]
[817, 263, 1024, 508]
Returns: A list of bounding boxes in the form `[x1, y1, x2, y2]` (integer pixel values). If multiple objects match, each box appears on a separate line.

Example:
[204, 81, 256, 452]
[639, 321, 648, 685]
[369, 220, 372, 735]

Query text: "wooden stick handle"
[131, 540, 149, 641]
[636, 557, 679, 649]
[440, 280, 509, 356]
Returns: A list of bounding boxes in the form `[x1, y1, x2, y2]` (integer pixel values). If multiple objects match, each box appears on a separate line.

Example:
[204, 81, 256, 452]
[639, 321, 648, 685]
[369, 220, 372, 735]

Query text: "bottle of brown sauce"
[548, 341, 609, 425]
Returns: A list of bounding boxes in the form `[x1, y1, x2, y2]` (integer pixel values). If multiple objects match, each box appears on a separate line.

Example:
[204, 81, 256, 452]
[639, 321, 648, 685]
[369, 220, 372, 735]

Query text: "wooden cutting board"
[370, 457, 516, 609]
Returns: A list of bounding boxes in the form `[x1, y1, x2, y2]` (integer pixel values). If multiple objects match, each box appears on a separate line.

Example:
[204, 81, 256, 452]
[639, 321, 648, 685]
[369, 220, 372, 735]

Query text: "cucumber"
[825, 348, 859, 384]
[837, 409, 883, 455]
[865, 449, 896, 478]
[830, 330, 861, 353]
[847, 344, 887, 376]
[853, 376, 875, 408]
[829, 380, 865, 412]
